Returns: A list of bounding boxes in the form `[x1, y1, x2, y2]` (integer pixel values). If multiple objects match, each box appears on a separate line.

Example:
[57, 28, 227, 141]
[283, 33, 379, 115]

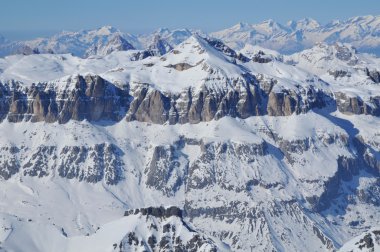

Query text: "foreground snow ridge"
[0, 23, 378, 252]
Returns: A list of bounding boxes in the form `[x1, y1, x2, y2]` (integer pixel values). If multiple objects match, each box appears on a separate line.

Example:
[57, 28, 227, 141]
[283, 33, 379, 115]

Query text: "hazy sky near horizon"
[1, 0, 379, 40]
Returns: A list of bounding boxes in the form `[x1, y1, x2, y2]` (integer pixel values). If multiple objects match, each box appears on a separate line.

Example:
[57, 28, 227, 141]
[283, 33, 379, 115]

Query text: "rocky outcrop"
[187, 141, 267, 191]
[328, 70, 351, 79]
[126, 88, 171, 124]
[0, 73, 378, 127]
[366, 68, 380, 83]
[124, 206, 183, 218]
[339, 229, 380, 252]
[120, 206, 217, 252]
[308, 156, 360, 211]
[252, 50, 272, 63]
[145, 144, 188, 196]
[58, 143, 123, 185]
[335, 92, 380, 116]
[0, 146, 20, 180]
[267, 86, 328, 116]
[0, 142, 123, 184]
[1, 75, 129, 123]
[23, 146, 56, 177]
[357, 179, 380, 206]
[165, 62, 195, 71]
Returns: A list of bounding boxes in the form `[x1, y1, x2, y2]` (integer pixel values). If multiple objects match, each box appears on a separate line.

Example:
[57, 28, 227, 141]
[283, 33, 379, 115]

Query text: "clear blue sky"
[1, 0, 379, 40]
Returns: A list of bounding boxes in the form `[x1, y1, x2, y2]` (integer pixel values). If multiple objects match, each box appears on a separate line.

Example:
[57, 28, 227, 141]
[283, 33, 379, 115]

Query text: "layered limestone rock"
[58, 143, 124, 185]
[126, 77, 331, 124]
[0, 143, 123, 184]
[0, 75, 129, 123]
[145, 144, 188, 196]
[4, 72, 380, 126]
[335, 92, 380, 116]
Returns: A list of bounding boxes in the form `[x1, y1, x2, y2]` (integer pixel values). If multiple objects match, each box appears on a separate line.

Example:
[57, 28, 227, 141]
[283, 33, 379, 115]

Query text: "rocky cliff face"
[0, 75, 129, 124]
[0, 142, 123, 185]
[112, 206, 218, 252]
[335, 92, 380, 116]
[3, 71, 377, 127]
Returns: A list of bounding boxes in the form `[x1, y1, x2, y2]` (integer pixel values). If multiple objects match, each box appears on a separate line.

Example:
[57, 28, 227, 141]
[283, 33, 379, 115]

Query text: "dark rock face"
[328, 69, 351, 79]
[0, 146, 20, 180]
[184, 200, 334, 251]
[0, 142, 124, 184]
[23, 146, 56, 177]
[124, 206, 183, 218]
[252, 50, 272, 63]
[335, 92, 380, 116]
[187, 141, 267, 191]
[267, 86, 328, 116]
[131, 36, 173, 60]
[126, 74, 331, 124]
[308, 156, 360, 211]
[1, 72, 378, 126]
[132, 90, 171, 124]
[205, 38, 238, 59]
[0, 75, 129, 124]
[334, 44, 354, 61]
[366, 68, 380, 83]
[121, 206, 217, 252]
[145, 145, 187, 196]
[58, 143, 124, 185]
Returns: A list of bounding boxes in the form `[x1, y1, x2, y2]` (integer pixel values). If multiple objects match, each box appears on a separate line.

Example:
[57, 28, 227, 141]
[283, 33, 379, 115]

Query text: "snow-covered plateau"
[0, 18, 379, 252]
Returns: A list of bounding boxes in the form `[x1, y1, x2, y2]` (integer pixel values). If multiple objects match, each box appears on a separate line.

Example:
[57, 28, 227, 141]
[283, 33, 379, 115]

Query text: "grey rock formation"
[145, 144, 188, 196]
[251, 50, 272, 63]
[58, 143, 123, 185]
[120, 206, 217, 252]
[23, 146, 56, 177]
[366, 68, 380, 83]
[0, 146, 20, 180]
[335, 92, 380, 116]
[0, 75, 130, 123]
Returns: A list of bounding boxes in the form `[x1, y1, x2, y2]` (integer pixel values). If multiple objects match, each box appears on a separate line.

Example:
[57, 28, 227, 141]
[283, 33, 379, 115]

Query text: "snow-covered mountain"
[0, 26, 138, 58]
[211, 15, 380, 54]
[2, 15, 380, 59]
[0, 33, 379, 251]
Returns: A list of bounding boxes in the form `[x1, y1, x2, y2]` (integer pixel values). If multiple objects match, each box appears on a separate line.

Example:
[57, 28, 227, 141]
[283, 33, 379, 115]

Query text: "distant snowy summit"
[1, 15, 380, 57]
[211, 15, 380, 54]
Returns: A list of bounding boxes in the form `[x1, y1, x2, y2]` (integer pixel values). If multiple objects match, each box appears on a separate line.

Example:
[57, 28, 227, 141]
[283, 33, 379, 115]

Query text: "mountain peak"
[348, 15, 376, 23]
[292, 18, 320, 30]
[147, 35, 173, 55]
[94, 25, 119, 36]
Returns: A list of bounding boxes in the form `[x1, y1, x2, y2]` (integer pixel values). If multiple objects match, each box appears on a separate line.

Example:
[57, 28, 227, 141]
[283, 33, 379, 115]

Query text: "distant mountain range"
[0, 15, 380, 57]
